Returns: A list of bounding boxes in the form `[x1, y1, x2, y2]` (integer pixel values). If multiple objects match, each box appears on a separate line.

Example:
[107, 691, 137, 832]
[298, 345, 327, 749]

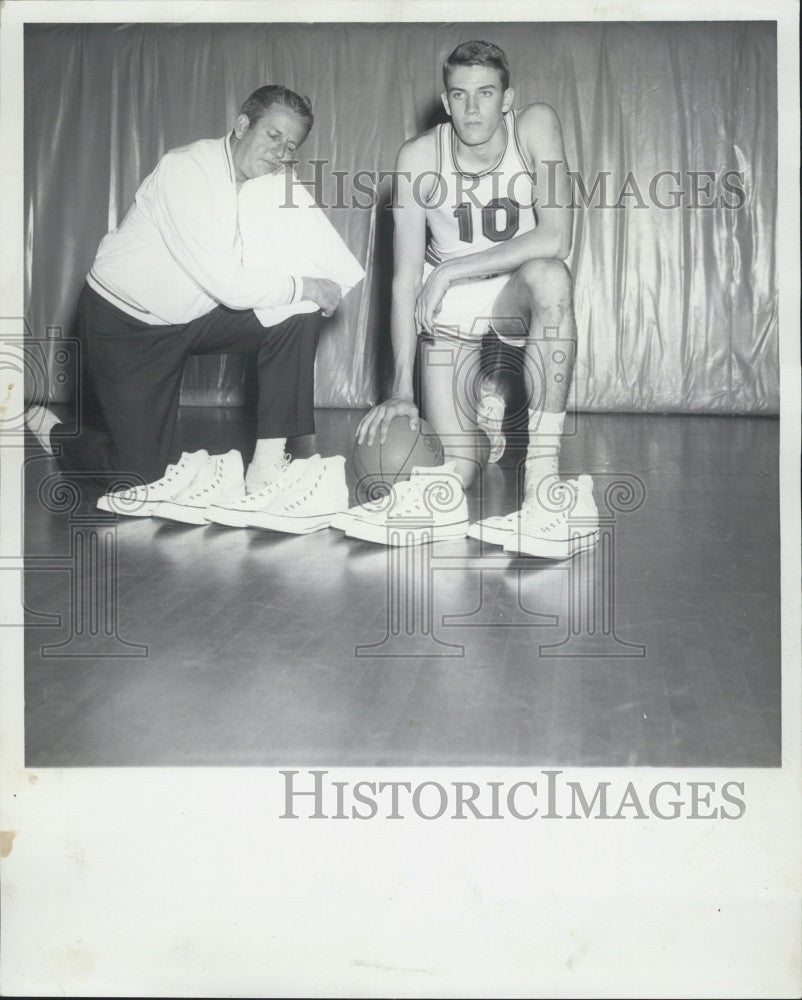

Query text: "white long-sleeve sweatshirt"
[87, 134, 304, 325]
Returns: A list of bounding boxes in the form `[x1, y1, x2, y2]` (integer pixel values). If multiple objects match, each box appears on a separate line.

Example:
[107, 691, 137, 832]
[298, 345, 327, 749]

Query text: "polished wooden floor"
[23, 409, 780, 766]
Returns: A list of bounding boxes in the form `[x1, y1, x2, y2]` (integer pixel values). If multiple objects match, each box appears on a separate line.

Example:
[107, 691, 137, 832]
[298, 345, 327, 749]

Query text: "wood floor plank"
[23, 410, 781, 766]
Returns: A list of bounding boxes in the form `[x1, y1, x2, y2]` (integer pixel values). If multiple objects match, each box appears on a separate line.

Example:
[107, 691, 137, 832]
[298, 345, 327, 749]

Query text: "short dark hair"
[443, 41, 511, 91]
[238, 85, 314, 132]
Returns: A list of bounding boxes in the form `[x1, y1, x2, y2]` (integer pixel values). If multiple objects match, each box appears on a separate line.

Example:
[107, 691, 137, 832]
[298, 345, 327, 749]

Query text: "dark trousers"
[54, 283, 321, 484]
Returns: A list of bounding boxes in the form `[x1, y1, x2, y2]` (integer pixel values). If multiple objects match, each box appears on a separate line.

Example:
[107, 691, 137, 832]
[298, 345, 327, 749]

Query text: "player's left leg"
[474, 330, 525, 464]
[419, 332, 493, 489]
[470, 258, 598, 557]
[493, 256, 575, 449]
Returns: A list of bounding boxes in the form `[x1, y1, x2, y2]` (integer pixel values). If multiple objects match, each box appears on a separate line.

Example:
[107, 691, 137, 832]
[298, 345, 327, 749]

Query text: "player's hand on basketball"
[356, 395, 419, 446]
[415, 265, 451, 334]
[302, 277, 342, 317]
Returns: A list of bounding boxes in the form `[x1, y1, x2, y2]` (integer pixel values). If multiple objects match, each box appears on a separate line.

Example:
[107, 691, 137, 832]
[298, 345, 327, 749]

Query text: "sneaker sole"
[96, 496, 159, 517]
[329, 511, 357, 532]
[345, 519, 469, 546]
[204, 506, 264, 528]
[466, 521, 515, 546]
[504, 528, 599, 559]
[151, 503, 211, 525]
[247, 510, 346, 534]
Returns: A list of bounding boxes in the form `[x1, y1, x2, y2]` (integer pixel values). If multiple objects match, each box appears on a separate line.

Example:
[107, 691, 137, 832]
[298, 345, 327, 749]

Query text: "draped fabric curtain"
[24, 21, 777, 413]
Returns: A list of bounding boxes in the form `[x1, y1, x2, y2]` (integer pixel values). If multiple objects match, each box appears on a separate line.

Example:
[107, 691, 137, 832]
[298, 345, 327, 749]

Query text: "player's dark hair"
[238, 85, 314, 131]
[443, 40, 511, 91]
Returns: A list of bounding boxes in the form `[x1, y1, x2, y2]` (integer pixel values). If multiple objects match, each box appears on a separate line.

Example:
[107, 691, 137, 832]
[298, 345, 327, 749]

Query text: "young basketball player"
[344, 40, 597, 557]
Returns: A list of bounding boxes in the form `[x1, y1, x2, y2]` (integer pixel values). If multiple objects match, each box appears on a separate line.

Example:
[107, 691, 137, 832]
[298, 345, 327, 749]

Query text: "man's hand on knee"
[302, 277, 342, 317]
[356, 395, 419, 446]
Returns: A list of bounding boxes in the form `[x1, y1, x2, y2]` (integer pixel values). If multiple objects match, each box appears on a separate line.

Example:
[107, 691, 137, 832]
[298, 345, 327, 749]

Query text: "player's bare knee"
[517, 258, 572, 317]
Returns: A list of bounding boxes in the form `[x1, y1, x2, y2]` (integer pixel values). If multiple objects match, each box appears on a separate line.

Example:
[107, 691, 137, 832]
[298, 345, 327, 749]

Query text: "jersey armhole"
[511, 109, 535, 175]
[422, 125, 444, 208]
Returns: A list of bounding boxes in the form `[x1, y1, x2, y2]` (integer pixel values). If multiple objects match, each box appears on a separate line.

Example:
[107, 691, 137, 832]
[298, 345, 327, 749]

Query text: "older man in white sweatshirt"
[28, 84, 353, 500]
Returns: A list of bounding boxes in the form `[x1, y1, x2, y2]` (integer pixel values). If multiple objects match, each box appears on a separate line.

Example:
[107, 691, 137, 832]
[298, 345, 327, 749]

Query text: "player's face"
[441, 65, 514, 146]
[232, 106, 310, 183]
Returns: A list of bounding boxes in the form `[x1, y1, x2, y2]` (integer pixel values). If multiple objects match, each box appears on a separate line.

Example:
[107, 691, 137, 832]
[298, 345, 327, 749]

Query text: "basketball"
[353, 415, 444, 503]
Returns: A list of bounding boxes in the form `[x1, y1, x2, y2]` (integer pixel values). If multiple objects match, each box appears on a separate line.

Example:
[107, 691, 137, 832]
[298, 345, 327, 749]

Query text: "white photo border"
[1, 1, 799, 997]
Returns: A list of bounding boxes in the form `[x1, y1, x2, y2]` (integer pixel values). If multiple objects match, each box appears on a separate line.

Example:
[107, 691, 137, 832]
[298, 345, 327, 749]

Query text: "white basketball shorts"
[420, 263, 527, 346]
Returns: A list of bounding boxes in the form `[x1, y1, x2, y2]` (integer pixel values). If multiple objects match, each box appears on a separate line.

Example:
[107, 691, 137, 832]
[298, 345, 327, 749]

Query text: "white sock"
[524, 409, 565, 505]
[246, 437, 287, 491]
[477, 391, 505, 423]
[252, 437, 286, 466]
[24, 404, 61, 456]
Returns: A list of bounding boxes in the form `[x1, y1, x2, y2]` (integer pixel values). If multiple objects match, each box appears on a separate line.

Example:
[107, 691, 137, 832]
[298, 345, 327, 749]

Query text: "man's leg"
[475, 330, 526, 463]
[419, 333, 490, 489]
[181, 306, 321, 486]
[491, 258, 576, 501]
[484, 259, 597, 557]
[51, 284, 189, 486]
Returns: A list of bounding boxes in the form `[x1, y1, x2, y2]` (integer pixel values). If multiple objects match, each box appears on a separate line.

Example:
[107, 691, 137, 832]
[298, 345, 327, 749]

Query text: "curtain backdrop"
[24, 21, 778, 413]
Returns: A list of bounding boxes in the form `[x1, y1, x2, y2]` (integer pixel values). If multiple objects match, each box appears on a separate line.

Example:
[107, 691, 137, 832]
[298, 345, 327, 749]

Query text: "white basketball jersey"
[424, 110, 537, 266]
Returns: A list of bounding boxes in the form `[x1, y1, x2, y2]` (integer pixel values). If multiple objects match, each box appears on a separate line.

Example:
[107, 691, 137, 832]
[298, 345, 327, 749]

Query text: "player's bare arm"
[357, 133, 436, 444]
[416, 103, 572, 334]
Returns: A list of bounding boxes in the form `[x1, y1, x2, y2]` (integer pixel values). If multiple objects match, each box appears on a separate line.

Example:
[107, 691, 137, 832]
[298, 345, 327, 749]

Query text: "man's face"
[441, 65, 513, 147]
[232, 105, 310, 182]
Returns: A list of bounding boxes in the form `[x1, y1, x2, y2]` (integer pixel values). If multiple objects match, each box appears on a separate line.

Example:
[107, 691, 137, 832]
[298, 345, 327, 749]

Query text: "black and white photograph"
[1, 0, 799, 996]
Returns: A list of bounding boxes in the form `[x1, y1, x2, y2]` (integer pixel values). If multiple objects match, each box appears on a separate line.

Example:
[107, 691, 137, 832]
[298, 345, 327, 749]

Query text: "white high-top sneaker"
[96, 450, 210, 517]
[466, 510, 520, 546]
[345, 462, 468, 546]
[248, 455, 348, 534]
[476, 392, 506, 463]
[151, 450, 245, 525]
[469, 476, 597, 549]
[502, 474, 599, 559]
[206, 455, 320, 528]
[329, 479, 418, 532]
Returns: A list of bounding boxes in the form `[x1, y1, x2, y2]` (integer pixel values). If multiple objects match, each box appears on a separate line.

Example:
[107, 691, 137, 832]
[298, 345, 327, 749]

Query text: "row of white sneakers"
[96, 450, 599, 558]
[330, 462, 599, 559]
[97, 450, 348, 534]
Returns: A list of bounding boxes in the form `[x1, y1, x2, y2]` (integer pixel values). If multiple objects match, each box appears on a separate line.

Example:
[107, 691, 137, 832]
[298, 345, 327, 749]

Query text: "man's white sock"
[246, 437, 288, 491]
[24, 404, 61, 456]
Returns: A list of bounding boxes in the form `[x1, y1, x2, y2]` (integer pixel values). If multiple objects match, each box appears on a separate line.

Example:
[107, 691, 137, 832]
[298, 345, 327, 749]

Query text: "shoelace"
[392, 480, 446, 517]
[395, 498, 427, 516]
[539, 512, 568, 531]
[361, 479, 415, 513]
[185, 465, 224, 500]
[231, 483, 283, 507]
[283, 469, 326, 510]
[123, 455, 201, 498]
[160, 463, 182, 484]
[522, 503, 591, 535]
[118, 460, 180, 497]
[478, 402, 503, 425]
[232, 465, 297, 507]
